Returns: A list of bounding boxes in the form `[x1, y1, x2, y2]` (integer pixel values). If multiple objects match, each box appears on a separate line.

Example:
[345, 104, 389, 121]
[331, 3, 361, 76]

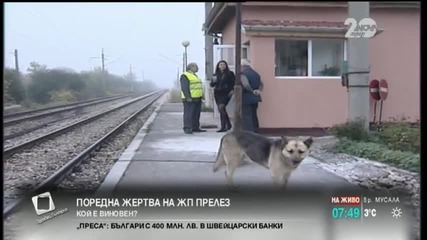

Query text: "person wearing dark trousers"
[240, 59, 263, 133]
[180, 62, 206, 134]
[210, 60, 235, 132]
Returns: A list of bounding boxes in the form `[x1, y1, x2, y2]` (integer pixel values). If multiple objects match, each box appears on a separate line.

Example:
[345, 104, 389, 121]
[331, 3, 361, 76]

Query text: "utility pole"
[14, 49, 19, 74]
[128, 65, 133, 92]
[233, 2, 242, 131]
[347, 2, 370, 130]
[101, 48, 105, 73]
[204, 2, 214, 109]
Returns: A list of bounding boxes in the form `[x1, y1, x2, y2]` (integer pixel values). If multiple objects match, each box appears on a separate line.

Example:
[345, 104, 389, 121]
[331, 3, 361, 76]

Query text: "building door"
[212, 44, 250, 119]
[214, 44, 250, 72]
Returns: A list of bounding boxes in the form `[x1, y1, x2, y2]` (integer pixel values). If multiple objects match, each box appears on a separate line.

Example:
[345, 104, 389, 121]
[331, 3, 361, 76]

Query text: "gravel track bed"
[57, 103, 158, 190]
[4, 104, 86, 122]
[4, 106, 77, 122]
[3, 94, 160, 204]
[3, 96, 131, 122]
[3, 96, 138, 149]
[3, 96, 134, 141]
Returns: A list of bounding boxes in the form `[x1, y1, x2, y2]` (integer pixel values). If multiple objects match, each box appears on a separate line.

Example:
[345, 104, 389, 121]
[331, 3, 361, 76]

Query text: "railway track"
[3, 95, 142, 148]
[3, 91, 160, 158]
[3, 94, 136, 143]
[3, 94, 132, 121]
[3, 118, 67, 141]
[3, 90, 166, 218]
[3, 94, 134, 126]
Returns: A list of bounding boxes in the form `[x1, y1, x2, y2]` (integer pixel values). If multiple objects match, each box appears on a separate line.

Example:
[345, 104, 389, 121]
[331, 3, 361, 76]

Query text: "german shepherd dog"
[212, 130, 313, 190]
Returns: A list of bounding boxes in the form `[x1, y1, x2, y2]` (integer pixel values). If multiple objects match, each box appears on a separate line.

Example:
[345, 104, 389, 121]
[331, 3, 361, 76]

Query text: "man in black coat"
[240, 59, 264, 133]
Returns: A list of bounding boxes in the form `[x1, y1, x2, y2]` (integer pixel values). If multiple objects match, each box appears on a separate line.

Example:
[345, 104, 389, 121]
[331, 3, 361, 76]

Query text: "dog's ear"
[281, 136, 289, 145]
[303, 137, 313, 148]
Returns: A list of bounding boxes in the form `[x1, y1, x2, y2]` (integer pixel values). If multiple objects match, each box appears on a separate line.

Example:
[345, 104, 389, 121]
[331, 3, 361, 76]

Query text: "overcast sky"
[5, 3, 207, 88]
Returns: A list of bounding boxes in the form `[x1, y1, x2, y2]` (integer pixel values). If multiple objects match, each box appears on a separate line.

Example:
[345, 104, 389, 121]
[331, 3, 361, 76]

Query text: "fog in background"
[5, 2, 206, 89]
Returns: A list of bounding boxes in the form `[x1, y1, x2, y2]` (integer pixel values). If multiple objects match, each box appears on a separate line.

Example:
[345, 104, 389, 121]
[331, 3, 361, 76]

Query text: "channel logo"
[32, 192, 56, 216]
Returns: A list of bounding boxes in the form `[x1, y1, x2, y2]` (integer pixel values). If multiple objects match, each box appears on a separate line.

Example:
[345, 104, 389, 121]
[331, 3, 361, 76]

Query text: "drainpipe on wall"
[233, 2, 243, 131]
[204, 2, 215, 111]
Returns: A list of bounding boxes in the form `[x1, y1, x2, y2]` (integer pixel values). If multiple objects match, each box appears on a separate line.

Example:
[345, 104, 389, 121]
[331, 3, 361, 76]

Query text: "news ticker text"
[76, 222, 284, 230]
[76, 197, 231, 208]
[76, 197, 230, 218]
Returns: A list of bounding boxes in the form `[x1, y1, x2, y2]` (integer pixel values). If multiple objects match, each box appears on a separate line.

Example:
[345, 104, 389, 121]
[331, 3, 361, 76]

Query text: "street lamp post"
[182, 41, 190, 72]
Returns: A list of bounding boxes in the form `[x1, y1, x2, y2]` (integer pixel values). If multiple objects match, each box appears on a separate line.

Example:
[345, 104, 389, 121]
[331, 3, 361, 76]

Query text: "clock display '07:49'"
[332, 207, 361, 219]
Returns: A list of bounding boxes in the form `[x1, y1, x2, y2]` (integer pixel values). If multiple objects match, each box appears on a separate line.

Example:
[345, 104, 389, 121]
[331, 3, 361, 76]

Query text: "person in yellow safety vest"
[180, 62, 206, 134]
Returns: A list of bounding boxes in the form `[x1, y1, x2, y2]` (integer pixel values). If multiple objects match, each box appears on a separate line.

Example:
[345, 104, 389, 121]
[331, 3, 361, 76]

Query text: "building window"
[242, 47, 249, 60]
[275, 40, 308, 77]
[275, 39, 346, 77]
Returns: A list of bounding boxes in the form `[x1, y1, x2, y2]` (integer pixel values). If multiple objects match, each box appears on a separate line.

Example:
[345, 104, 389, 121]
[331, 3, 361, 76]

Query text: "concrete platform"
[98, 102, 359, 194]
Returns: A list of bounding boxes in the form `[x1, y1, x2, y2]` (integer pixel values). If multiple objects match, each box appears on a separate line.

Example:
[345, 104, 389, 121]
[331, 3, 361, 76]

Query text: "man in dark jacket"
[240, 59, 263, 133]
[180, 62, 206, 134]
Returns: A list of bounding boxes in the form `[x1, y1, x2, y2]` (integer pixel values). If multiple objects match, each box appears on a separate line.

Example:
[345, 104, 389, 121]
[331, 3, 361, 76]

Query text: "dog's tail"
[212, 136, 226, 172]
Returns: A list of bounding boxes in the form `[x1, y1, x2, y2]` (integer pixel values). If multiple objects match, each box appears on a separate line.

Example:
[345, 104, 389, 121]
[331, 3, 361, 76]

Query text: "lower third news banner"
[8, 189, 413, 240]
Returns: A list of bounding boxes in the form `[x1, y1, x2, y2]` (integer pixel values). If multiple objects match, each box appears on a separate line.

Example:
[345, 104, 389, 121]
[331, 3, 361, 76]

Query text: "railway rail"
[3, 90, 166, 218]
[3, 95, 139, 145]
[3, 91, 160, 158]
[3, 94, 134, 126]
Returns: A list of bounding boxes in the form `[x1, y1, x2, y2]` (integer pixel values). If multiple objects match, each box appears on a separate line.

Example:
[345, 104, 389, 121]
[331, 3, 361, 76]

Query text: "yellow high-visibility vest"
[181, 71, 203, 99]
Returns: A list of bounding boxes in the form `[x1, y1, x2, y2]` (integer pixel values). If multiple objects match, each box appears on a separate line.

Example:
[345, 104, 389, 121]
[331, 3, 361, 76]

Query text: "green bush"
[23, 62, 159, 105]
[202, 102, 213, 112]
[330, 138, 420, 173]
[49, 89, 76, 103]
[4, 68, 26, 104]
[168, 89, 182, 103]
[330, 117, 420, 154]
[330, 120, 371, 141]
[378, 121, 420, 153]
